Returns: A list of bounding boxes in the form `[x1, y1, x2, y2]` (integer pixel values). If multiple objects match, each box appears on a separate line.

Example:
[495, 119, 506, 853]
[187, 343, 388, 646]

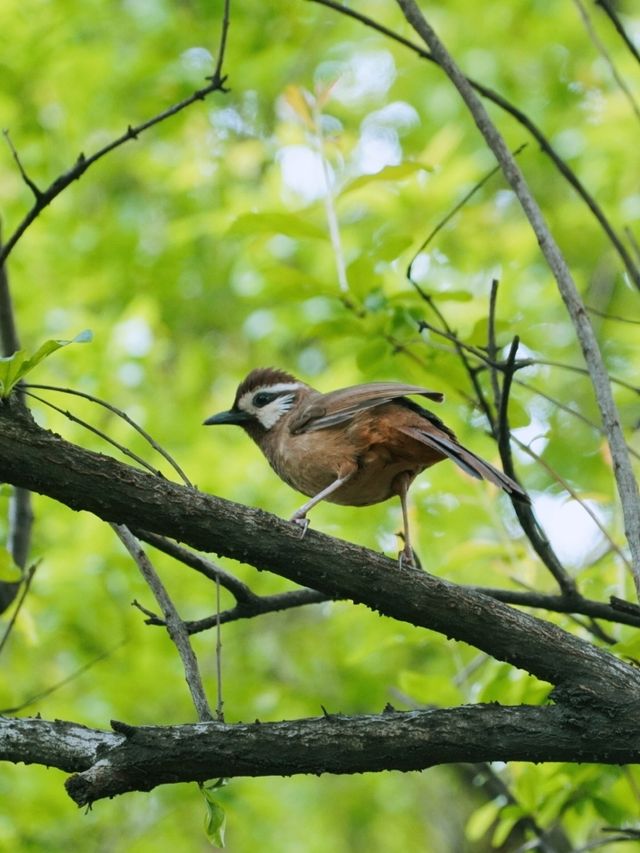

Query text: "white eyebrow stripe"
[254, 383, 303, 395]
[237, 383, 303, 411]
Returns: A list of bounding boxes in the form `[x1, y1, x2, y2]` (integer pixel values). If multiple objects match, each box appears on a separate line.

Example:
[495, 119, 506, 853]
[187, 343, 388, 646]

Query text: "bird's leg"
[397, 474, 417, 568]
[290, 473, 353, 539]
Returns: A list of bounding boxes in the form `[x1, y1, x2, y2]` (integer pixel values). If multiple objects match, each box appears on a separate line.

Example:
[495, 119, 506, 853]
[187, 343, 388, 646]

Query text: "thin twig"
[0, 641, 123, 714]
[0, 561, 39, 656]
[24, 390, 163, 478]
[515, 378, 640, 462]
[2, 130, 42, 199]
[499, 335, 577, 596]
[215, 574, 224, 721]
[415, 292, 575, 594]
[528, 361, 639, 395]
[586, 304, 640, 326]
[407, 149, 526, 278]
[113, 524, 213, 722]
[308, 0, 640, 290]
[595, 0, 640, 65]
[486, 278, 502, 410]
[512, 435, 632, 571]
[416, 304, 498, 435]
[26, 383, 192, 486]
[212, 0, 232, 82]
[395, 0, 640, 596]
[573, 0, 640, 123]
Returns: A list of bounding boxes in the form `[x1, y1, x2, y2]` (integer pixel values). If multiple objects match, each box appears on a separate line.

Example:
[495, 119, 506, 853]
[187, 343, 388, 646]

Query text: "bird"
[204, 367, 529, 565]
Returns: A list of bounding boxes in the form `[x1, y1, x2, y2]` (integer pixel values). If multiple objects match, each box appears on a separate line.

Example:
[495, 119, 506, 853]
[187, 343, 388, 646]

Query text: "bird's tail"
[397, 425, 530, 503]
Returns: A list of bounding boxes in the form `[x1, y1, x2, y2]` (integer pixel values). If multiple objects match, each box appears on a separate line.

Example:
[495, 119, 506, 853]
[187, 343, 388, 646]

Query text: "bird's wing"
[289, 383, 444, 434]
[395, 424, 530, 502]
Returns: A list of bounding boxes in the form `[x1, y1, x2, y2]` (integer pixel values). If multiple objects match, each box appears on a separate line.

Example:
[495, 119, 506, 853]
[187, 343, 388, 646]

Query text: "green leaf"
[465, 799, 500, 842]
[492, 805, 525, 847]
[0, 549, 22, 582]
[611, 633, 640, 658]
[227, 212, 326, 240]
[340, 162, 431, 197]
[201, 780, 228, 848]
[0, 331, 93, 398]
[0, 350, 28, 397]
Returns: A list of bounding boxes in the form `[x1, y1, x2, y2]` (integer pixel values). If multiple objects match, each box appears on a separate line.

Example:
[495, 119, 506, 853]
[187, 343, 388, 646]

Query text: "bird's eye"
[253, 391, 275, 408]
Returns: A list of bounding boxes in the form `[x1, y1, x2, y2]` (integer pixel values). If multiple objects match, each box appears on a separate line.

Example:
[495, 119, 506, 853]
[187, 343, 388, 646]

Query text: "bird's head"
[204, 367, 306, 436]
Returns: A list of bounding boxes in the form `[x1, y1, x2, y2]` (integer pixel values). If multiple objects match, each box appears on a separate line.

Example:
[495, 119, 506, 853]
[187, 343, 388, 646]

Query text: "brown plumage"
[205, 367, 529, 564]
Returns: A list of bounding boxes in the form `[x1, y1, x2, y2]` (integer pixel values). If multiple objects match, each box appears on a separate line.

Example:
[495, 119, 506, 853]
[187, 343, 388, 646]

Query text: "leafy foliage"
[1, 0, 639, 850]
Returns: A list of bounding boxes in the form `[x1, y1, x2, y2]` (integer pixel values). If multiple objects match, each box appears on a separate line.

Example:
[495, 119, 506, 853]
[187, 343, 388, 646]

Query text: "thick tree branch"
[0, 402, 638, 707]
[395, 0, 640, 594]
[2, 703, 639, 807]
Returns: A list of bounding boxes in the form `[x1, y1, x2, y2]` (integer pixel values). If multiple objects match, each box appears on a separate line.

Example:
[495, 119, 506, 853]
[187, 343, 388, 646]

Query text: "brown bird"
[204, 367, 529, 565]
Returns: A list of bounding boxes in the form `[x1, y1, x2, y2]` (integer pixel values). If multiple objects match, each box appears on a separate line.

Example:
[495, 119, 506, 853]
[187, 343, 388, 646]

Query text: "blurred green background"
[1, 0, 639, 849]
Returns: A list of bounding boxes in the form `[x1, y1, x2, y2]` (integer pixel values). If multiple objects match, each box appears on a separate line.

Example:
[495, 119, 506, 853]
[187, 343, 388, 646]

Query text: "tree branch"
[0, 402, 638, 707]
[2, 703, 639, 807]
[112, 525, 214, 722]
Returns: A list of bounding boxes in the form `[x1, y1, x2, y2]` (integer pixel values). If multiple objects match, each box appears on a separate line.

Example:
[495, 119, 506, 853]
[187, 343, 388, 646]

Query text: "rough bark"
[2, 703, 639, 806]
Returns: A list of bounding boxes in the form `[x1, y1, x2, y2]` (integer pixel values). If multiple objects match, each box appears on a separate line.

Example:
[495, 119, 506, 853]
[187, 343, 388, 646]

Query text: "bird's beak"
[203, 409, 251, 426]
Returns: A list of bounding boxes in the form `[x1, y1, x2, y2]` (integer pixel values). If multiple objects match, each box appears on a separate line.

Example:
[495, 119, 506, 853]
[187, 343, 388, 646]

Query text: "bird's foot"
[290, 514, 310, 539]
[397, 548, 422, 571]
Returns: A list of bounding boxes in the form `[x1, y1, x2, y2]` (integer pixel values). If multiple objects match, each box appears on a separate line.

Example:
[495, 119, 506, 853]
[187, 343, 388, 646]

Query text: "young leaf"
[0, 331, 93, 398]
[201, 780, 228, 848]
[0, 351, 28, 398]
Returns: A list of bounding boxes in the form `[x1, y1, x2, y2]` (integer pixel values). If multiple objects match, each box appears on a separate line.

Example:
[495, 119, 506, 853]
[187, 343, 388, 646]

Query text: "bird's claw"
[291, 515, 310, 539]
[398, 549, 419, 570]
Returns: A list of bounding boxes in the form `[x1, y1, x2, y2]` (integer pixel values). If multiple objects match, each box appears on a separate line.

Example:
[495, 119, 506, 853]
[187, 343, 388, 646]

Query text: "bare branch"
[2, 129, 42, 199]
[0, 643, 123, 714]
[212, 0, 232, 82]
[3, 706, 640, 807]
[112, 525, 213, 722]
[57, 704, 640, 804]
[595, 0, 640, 66]
[160, 588, 332, 633]
[515, 378, 640, 463]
